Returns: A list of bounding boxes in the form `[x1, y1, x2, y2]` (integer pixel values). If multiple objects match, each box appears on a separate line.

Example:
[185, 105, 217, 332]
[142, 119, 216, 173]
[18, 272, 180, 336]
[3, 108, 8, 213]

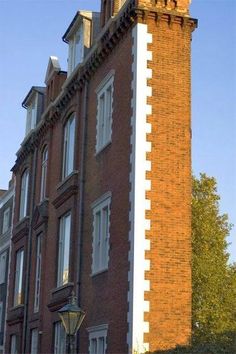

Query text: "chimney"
[100, 0, 126, 27]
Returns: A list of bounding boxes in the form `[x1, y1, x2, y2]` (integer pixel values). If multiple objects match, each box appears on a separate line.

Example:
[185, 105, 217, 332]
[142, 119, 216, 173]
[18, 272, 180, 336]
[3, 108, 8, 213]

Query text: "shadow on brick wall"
[146, 331, 236, 354]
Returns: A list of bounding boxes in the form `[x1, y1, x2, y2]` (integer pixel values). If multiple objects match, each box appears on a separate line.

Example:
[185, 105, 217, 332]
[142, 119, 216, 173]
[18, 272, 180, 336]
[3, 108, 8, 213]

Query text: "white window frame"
[14, 249, 24, 307]
[96, 72, 114, 153]
[91, 193, 111, 275]
[87, 324, 108, 354]
[62, 115, 75, 180]
[2, 207, 10, 234]
[54, 322, 66, 354]
[40, 146, 48, 201]
[25, 94, 38, 136]
[30, 328, 38, 354]
[10, 335, 18, 354]
[19, 169, 29, 220]
[0, 251, 7, 284]
[0, 301, 3, 332]
[57, 213, 71, 287]
[34, 234, 42, 312]
[68, 24, 84, 76]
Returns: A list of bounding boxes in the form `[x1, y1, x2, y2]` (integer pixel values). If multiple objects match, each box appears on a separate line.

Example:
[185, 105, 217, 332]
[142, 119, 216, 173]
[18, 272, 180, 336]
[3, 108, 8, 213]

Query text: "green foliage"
[149, 174, 236, 354]
[192, 173, 236, 350]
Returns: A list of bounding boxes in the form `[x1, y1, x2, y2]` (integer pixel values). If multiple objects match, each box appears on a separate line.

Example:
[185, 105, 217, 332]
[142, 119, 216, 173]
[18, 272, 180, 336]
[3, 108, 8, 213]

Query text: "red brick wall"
[144, 17, 192, 351]
[78, 28, 133, 354]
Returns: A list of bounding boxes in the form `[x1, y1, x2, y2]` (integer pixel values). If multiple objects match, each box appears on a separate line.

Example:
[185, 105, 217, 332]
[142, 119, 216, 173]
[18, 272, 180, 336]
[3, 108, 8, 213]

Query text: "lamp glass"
[58, 307, 86, 336]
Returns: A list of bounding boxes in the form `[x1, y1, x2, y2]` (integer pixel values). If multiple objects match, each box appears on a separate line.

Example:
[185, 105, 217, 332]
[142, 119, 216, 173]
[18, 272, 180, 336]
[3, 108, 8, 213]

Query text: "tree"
[192, 173, 236, 351]
[150, 173, 236, 354]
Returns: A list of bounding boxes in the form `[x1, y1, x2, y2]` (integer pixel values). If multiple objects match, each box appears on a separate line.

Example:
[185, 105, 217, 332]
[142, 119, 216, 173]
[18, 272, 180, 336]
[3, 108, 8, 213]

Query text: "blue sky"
[0, 0, 235, 262]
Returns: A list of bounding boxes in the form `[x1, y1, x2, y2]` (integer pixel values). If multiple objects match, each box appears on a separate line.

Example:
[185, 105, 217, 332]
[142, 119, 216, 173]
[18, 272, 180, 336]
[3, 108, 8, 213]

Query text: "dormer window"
[25, 94, 38, 135]
[63, 11, 100, 77]
[22, 86, 45, 137]
[68, 25, 84, 75]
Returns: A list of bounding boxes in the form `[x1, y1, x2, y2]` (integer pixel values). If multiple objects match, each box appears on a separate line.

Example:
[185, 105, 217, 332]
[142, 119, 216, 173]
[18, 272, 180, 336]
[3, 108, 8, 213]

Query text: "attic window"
[25, 94, 38, 136]
[68, 24, 84, 75]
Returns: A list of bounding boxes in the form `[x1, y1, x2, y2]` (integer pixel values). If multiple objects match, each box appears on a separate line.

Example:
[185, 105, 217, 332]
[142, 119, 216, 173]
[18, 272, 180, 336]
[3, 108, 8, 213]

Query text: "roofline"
[62, 11, 100, 43]
[22, 86, 45, 109]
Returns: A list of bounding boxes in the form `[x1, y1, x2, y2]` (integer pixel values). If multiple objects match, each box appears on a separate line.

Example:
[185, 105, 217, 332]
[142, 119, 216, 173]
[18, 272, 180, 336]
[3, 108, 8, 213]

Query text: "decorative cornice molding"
[12, 217, 29, 244]
[12, 0, 197, 172]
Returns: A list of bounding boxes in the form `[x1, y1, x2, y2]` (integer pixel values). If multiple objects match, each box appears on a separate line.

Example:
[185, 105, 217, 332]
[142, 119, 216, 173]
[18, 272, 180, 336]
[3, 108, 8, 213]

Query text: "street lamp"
[58, 294, 86, 354]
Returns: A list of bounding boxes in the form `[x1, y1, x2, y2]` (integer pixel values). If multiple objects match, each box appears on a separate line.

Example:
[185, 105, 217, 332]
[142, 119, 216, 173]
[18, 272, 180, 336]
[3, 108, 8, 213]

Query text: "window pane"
[54, 322, 66, 354]
[0, 302, 3, 332]
[31, 329, 38, 354]
[67, 117, 75, 176]
[34, 235, 42, 312]
[94, 211, 101, 271]
[57, 214, 71, 286]
[19, 170, 29, 220]
[40, 147, 48, 201]
[14, 250, 24, 306]
[31, 103, 36, 129]
[92, 195, 111, 274]
[98, 337, 105, 354]
[99, 94, 105, 147]
[63, 116, 75, 179]
[0, 252, 7, 284]
[96, 76, 113, 152]
[75, 27, 83, 66]
[101, 206, 109, 269]
[105, 86, 112, 142]
[10, 335, 18, 354]
[90, 338, 97, 354]
[63, 214, 71, 284]
[2, 207, 10, 233]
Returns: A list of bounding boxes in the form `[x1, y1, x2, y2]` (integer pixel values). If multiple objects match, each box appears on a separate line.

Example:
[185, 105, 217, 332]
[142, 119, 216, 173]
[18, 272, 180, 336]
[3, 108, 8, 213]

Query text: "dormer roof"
[62, 10, 99, 43]
[45, 56, 61, 84]
[22, 86, 46, 109]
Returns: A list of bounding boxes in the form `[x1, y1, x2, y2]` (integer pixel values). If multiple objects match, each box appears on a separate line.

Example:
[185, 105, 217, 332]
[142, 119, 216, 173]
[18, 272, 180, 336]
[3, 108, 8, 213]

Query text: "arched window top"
[62, 114, 76, 179]
[42, 146, 48, 163]
[40, 146, 49, 202]
[19, 169, 29, 220]
[65, 112, 75, 124]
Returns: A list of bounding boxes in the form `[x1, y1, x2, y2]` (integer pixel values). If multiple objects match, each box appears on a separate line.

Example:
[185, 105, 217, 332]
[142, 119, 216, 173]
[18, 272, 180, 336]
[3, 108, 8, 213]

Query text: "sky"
[0, 0, 235, 261]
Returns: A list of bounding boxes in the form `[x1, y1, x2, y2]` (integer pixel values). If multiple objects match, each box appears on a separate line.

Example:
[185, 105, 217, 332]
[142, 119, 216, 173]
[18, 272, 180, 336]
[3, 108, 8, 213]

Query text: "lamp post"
[58, 294, 86, 354]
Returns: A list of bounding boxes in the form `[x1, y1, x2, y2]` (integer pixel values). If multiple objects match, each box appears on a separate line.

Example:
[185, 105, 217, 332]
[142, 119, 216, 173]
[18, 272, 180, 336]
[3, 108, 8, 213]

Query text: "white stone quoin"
[128, 23, 153, 354]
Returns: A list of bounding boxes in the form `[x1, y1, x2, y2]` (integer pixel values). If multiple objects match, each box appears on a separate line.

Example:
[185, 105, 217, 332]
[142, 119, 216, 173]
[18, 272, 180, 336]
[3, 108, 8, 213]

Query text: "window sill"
[12, 217, 30, 243]
[95, 140, 112, 156]
[52, 282, 74, 294]
[48, 282, 74, 312]
[52, 171, 79, 209]
[57, 170, 79, 191]
[7, 304, 24, 324]
[91, 268, 108, 277]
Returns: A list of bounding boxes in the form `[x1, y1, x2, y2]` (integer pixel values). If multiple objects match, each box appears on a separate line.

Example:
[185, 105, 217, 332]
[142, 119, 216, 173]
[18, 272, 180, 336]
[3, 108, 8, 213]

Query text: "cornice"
[12, 217, 29, 244]
[12, 0, 197, 172]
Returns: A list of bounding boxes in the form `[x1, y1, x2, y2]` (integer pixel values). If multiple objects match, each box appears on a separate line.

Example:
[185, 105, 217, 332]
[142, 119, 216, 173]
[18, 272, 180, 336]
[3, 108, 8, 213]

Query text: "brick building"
[5, 0, 197, 353]
[0, 182, 14, 354]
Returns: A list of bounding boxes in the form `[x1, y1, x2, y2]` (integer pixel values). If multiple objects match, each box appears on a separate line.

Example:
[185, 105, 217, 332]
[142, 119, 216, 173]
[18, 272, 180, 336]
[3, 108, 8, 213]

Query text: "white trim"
[34, 234, 42, 313]
[87, 324, 108, 354]
[91, 193, 111, 275]
[95, 70, 115, 94]
[91, 192, 112, 209]
[0, 251, 7, 284]
[0, 185, 14, 208]
[127, 23, 152, 354]
[2, 207, 10, 234]
[95, 73, 114, 154]
[0, 301, 3, 332]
